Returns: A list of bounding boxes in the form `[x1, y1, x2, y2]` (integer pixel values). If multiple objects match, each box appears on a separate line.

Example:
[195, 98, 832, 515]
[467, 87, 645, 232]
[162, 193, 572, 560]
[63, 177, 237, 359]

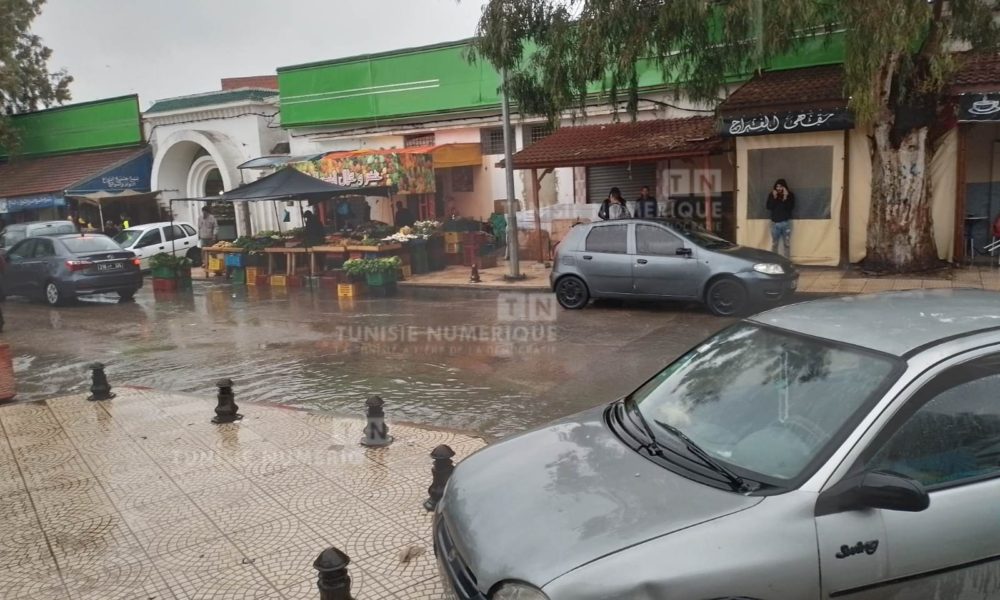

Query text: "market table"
[201, 247, 244, 276]
[308, 245, 348, 276]
[264, 247, 309, 276]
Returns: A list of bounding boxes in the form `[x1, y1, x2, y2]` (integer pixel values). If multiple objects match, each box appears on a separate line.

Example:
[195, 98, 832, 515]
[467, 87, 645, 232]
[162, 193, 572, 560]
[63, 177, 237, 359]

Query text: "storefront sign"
[67, 150, 153, 194]
[0, 194, 65, 214]
[296, 152, 435, 194]
[722, 109, 853, 137]
[959, 93, 1000, 122]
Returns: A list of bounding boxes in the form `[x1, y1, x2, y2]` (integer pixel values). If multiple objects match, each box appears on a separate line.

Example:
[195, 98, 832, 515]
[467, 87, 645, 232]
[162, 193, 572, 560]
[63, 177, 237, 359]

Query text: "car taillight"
[66, 260, 93, 272]
[132, 258, 141, 267]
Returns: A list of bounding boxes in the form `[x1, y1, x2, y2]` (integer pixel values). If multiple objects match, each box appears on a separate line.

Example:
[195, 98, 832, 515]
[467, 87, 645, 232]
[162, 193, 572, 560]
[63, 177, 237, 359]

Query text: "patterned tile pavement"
[796, 265, 1000, 294]
[0, 388, 486, 599]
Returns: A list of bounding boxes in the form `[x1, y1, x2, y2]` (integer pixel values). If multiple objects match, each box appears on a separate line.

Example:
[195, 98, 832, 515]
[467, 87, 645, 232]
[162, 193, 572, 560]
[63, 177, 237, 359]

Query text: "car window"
[137, 229, 163, 248]
[27, 222, 75, 237]
[113, 229, 143, 248]
[32, 239, 56, 258]
[3, 228, 26, 248]
[165, 225, 185, 241]
[8, 239, 35, 260]
[585, 225, 628, 254]
[181, 224, 196, 237]
[636, 224, 683, 255]
[865, 354, 1000, 488]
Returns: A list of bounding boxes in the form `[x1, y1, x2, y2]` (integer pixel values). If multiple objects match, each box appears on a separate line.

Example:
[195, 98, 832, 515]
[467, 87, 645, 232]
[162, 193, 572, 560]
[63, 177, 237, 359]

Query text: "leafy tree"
[0, 0, 72, 152]
[474, 0, 1000, 272]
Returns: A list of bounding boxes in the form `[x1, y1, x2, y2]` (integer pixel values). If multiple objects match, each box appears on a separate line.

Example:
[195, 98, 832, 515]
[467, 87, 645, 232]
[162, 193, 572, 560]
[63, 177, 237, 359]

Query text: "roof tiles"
[0, 146, 149, 199]
[719, 65, 846, 114]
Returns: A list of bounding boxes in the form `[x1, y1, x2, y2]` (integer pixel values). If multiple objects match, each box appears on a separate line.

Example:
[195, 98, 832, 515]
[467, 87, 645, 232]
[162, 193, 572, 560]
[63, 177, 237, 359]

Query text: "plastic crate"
[338, 283, 363, 297]
[444, 232, 461, 244]
[151, 266, 175, 279]
[152, 278, 178, 292]
[365, 271, 397, 287]
[367, 281, 398, 297]
[207, 256, 224, 273]
[224, 254, 245, 268]
[230, 268, 246, 285]
[246, 267, 259, 282]
[270, 275, 288, 287]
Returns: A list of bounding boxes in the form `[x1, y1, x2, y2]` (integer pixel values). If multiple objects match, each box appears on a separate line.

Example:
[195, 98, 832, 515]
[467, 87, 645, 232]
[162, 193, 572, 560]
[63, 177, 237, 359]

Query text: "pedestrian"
[119, 213, 130, 229]
[303, 210, 325, 247]
[394, 201, 416, 228]
[598, 187, 630, 220]
[766, 178, 795, 258]
[634, 186, 658, 219]
[104, 220, 119, 238]
[199, 206, 219, 248]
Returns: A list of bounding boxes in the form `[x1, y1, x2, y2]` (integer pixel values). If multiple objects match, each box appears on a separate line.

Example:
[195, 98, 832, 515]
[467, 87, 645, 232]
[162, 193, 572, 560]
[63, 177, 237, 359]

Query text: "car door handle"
[636, 259, 648, 264]
[583, 255, 593, 260]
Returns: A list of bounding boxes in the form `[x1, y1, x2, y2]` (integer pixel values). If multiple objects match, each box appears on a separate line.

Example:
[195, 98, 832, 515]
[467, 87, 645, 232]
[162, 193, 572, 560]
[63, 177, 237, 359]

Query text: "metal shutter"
[586, 163, 656, 203]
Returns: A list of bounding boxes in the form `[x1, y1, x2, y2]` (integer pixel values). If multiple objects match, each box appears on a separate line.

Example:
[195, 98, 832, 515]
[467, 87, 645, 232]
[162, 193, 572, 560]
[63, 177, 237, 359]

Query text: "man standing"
[634, 186, 658, 219]
[394, 201, 416, 228]
[199, 206, 218, 248]
[766, 178, 795, 259]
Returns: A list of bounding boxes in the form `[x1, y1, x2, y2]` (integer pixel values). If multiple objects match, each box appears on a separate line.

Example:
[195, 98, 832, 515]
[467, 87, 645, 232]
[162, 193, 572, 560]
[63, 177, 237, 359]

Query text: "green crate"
[151, 266, 175, 279]
[230, 268, 246, 285]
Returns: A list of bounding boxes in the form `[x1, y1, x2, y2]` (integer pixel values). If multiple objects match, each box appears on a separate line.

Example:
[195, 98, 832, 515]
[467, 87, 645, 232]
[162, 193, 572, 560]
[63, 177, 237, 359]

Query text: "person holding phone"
[766, 178, 795, 259]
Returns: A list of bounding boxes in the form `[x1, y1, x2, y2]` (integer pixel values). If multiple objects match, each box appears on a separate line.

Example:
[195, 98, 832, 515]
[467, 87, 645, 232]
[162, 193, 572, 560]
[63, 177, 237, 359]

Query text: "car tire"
[187, 247, 201, 266]
[555, 276, 590, 309]
[705, 277, 747, 317]
[44, 281, 70, 307]
[118, 289, 137, 303]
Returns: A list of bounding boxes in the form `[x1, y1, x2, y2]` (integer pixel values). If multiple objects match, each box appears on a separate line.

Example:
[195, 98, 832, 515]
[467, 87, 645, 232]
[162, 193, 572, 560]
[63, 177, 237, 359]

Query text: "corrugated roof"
[951, 52, 1000, 94]
[0, 146, 149, 199]
[506, 117, 724, 170]
[145, 89, 278, 114]
[719, 65, 846, 115]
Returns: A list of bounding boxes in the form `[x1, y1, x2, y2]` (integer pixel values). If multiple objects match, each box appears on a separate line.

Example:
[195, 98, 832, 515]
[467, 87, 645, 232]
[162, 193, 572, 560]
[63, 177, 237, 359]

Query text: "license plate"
[97, 263, 122, 272]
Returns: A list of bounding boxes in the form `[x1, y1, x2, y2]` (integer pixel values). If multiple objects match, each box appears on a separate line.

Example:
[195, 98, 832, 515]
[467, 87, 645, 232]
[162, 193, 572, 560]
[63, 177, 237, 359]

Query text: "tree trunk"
[864, 54, 940, 273]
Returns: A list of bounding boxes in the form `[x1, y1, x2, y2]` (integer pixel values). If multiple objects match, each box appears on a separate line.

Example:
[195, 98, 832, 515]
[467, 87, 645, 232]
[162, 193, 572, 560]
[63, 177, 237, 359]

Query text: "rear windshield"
[62, 236, 123, 254]
[113, 229, 142, 247]
[28, 223, 76, 237]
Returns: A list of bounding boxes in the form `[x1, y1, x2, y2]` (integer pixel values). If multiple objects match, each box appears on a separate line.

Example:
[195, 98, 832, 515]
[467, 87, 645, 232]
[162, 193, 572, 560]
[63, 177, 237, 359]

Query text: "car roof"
[122, 221, 192, 231]
[7, 221, 71, 230]
[50, 233, 111, 240]
[750, 289, 1000, 357]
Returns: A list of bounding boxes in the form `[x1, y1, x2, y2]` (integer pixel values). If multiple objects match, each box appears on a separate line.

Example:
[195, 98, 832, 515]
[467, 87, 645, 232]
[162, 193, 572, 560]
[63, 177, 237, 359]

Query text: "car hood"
[440, 406, 763, 590]
[713, 245, 794, 269]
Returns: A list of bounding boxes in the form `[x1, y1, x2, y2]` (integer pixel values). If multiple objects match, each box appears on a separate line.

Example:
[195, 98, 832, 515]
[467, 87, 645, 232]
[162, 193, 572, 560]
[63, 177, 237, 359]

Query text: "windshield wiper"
[653, 419, 756, 493]
[621, 396, 666, 458]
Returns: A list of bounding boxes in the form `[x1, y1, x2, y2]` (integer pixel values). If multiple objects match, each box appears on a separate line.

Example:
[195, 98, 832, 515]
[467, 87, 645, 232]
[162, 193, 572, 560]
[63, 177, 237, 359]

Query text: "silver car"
[550, 219, 798, 315]
[436, 289, 1000, 599]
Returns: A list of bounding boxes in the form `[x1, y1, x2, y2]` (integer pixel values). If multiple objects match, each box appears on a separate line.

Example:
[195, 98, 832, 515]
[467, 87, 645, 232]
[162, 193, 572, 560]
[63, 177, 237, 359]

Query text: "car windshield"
[632, 323, 899, 484]
[113, 229, 142, 247]
[62, 236, 122, 254]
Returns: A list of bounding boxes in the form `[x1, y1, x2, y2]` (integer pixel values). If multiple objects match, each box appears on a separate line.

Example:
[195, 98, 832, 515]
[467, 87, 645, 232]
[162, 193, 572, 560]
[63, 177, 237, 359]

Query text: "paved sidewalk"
[0, 388, 485, 599]
[797, 265, 1000, 294]
[400, 259, 551, 291]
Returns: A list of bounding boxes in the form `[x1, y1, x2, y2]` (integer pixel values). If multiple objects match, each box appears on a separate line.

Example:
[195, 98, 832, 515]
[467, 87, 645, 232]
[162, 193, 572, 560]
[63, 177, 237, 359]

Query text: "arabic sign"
[296, 152, 435, 194]
[67, 151, 153, 194]
[722, 109, 853, 137]
[0, 194, 65, 214]
[959, 93, 1000, 122]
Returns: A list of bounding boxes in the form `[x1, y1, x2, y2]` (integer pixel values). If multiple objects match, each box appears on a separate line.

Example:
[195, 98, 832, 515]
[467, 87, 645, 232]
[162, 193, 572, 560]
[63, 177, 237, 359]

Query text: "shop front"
[293, 144, 481, 227]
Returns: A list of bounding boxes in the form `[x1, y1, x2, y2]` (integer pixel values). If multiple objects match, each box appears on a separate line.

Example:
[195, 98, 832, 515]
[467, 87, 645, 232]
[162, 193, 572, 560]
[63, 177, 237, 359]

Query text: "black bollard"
[469, 264, 481, 283]
[211, 378, 242, 424]
[314, 546, 354, 600]
[359, 395, 392, 447]
[423, 444, 456, 511]
[86, 362, 114, 401]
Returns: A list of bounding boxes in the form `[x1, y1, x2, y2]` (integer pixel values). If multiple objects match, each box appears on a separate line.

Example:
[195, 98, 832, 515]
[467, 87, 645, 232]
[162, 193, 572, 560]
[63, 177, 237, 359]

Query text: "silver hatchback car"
[436, 290, 1000, 599]
[550, 219, 798, 315]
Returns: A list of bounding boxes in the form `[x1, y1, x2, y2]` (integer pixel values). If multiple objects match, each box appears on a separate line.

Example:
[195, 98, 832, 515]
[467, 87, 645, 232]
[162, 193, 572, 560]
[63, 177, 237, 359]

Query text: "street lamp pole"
[501, 67, 521, 279]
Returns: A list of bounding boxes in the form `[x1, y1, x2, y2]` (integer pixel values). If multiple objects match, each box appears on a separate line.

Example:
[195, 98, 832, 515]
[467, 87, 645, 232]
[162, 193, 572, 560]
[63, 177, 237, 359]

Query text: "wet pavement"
[3, 281, 790, 439]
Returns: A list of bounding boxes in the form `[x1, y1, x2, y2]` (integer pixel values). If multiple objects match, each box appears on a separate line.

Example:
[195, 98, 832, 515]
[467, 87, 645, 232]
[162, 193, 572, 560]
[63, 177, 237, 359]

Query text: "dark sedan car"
[2, 234, 142, 305]
[550, 219, 798, 316]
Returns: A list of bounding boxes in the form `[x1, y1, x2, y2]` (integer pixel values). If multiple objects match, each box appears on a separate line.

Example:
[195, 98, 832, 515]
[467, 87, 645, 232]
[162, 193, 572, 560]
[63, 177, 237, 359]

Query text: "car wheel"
[44, 281, 68, 307]
[187, 247, 201, 265]
[705, 277, 747, 317]
[118, 289, 137, 303]
[555, 276, 590, 309]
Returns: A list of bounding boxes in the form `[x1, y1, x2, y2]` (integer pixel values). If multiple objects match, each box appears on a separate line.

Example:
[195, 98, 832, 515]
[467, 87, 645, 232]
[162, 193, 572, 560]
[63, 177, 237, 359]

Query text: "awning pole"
[532, 168, 543, 263]
[170, 200, 177, 259]
[97, 200, 105, 234]
[702, 154, 713, 233]
[501, 67, 521, 279]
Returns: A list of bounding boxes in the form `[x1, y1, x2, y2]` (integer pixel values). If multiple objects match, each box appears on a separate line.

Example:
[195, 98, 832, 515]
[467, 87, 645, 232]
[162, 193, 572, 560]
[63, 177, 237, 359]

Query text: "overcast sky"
[32, 0, 488, 109]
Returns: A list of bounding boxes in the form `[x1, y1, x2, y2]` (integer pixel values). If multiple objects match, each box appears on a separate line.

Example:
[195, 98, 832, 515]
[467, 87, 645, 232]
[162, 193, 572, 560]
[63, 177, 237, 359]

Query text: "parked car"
[550, 219, 798, 316]
[2, 233, 142, 305]
[113, 221, 200, 270]
[0, 220, 78, 254]
[435, 289, 1000, 599]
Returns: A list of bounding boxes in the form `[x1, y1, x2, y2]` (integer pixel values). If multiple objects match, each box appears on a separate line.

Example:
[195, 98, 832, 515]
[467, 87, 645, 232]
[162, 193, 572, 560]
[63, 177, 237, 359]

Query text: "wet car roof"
[750, 289, 1000, 357]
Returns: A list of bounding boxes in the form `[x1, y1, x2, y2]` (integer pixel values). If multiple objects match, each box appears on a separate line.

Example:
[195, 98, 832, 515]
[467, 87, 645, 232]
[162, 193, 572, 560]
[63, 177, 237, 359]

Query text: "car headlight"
[492, 583, 549, 600]
[753, 263, 785, 275]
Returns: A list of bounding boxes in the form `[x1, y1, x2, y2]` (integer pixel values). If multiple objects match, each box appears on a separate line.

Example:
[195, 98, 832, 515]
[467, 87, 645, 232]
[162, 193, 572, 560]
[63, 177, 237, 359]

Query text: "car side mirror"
[815, 470, 929, 516]
[676, 247, 692, 257]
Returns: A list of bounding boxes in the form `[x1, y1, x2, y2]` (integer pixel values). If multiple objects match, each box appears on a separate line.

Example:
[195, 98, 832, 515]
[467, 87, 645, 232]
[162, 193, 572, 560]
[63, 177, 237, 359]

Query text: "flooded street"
[4, 282, 738, 439]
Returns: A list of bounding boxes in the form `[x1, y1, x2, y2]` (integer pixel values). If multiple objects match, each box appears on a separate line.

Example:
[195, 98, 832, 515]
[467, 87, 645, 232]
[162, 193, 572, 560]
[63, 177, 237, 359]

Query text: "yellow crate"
[444, 232, 461, 244]
[338, 283, 362, 297]
[246, 267, 259, 284]
[270, 275, 287, 287]
[445, 242, 461, 254]
[207, 256, 224, 272]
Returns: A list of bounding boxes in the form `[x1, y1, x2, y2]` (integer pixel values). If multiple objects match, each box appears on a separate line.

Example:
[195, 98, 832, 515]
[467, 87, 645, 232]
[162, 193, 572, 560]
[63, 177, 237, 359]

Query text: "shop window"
[404, 133, 435, 148]
[524, 124, 552, 146]
[747, 146, 833, 220]
[585, 224, 628, 254]
[481, 127, 507, 155]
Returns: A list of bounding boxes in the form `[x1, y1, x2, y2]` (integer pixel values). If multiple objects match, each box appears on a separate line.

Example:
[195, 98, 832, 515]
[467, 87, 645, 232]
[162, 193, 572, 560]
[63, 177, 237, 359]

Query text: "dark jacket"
[395, 207, 416, 228]
[766, 192, 795, 223]
[634, 196, 658, 219]
[304, 216, 326, 247]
